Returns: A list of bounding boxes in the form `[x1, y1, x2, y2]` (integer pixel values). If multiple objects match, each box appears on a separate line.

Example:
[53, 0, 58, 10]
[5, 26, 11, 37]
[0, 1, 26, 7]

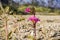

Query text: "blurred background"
[0, 0, 60, 15]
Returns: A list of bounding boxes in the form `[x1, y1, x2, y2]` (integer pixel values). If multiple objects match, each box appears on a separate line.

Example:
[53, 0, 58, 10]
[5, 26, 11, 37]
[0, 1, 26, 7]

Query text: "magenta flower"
[28, 15, 40, 40]
[28, 15, 40, 23]
[25, 7, 31, 13]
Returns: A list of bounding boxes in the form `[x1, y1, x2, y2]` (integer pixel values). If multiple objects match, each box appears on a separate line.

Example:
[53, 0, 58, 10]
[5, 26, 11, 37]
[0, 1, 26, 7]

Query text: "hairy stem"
[33, 23, 36, 40]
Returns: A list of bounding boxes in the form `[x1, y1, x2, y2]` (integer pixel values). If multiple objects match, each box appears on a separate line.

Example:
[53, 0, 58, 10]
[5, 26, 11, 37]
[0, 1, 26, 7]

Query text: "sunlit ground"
[0, 14, 60, 40]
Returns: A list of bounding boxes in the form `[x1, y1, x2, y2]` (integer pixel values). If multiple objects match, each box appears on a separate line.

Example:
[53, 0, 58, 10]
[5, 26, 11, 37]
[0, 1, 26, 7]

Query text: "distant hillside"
[13, 0, 60, 8]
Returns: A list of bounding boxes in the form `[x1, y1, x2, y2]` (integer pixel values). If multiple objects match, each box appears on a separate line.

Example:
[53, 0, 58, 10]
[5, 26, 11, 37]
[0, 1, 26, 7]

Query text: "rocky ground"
[0, 14, 60, 40]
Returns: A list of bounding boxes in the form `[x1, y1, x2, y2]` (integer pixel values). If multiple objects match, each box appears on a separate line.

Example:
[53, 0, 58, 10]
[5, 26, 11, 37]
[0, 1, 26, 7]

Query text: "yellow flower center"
[32, 20, 35, 23]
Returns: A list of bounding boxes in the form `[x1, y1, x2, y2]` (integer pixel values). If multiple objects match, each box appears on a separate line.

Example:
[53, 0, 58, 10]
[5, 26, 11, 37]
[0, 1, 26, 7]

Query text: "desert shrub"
[18, 6, 27, 11]
[0, 10, 3, 15]
[54, 9, 60, 14]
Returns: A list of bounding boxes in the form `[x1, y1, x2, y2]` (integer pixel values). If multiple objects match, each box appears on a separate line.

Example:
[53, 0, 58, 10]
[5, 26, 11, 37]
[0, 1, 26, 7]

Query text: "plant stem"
[5, 18, 8, 40]
[33, 23, 36, 40]
[32, 7, 35, 16]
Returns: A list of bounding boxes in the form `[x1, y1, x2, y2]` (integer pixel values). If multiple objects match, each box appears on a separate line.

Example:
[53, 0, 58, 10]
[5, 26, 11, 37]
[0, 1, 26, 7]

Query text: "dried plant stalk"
[5, 17, 8, 40]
